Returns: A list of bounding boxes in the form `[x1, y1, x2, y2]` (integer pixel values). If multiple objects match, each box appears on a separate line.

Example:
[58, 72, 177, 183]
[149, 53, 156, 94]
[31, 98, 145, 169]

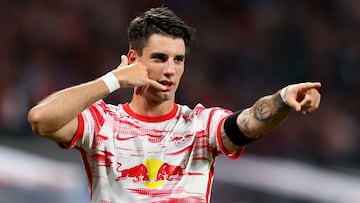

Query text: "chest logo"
[171, 133, 193, 147]
[116, 159, 185, 189]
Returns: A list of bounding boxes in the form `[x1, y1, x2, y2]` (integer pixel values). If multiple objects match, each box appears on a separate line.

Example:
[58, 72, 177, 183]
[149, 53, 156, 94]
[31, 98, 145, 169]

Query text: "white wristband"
[100, 72, 120, 93]
[280, 87, 288, 105]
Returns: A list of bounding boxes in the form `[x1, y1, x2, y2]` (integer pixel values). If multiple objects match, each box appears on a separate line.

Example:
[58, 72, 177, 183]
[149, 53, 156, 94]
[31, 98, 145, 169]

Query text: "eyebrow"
[150, 52, 167, 59]
[150, 52, 185, 60]
[175, 55, 185, 61]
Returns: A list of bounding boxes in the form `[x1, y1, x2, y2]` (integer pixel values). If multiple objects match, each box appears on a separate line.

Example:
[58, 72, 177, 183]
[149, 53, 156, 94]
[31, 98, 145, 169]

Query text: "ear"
[127, 49, 138, 64]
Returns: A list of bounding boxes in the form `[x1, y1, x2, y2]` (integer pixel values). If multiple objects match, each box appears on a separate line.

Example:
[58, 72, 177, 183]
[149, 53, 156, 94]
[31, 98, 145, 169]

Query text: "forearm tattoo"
[220, 93, 293, 152]
[253, 93, 292, 123]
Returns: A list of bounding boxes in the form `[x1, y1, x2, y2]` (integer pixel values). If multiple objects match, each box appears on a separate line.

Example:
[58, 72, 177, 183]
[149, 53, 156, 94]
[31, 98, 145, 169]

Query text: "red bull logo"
[116, 159, 185, 189]
[116, 163, 149, 183]
[156, 163, 184, 181]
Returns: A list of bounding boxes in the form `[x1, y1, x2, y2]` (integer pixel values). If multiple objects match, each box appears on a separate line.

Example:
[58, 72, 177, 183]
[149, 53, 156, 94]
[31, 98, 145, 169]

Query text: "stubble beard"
[145, 87, 175, 104]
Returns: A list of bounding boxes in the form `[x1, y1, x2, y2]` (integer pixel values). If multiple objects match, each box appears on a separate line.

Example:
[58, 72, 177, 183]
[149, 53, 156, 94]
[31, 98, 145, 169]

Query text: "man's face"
[136, 34, 186, 102]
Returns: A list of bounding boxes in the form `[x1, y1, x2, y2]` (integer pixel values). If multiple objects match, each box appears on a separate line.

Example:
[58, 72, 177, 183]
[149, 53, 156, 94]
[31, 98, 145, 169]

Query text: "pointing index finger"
[299, 82, 322, 91]
[285, 82, 321, 112]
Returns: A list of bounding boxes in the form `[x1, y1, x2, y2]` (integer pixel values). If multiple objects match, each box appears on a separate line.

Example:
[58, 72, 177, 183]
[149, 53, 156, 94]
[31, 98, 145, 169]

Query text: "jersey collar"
[123, 103, 179, 122]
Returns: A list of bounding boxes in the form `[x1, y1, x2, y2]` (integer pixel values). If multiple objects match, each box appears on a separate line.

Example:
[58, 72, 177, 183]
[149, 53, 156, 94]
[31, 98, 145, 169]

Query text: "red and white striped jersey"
[62, 100, 244, 203]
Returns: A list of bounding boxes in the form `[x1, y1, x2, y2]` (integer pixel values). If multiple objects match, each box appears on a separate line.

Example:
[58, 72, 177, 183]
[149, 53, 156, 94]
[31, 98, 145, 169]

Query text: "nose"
[164, 60, 176, 75]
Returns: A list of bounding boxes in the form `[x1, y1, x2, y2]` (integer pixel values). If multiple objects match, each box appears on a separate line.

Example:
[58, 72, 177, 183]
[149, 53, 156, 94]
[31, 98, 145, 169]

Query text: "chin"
[160, 93, 172, 101]
[153, 92, 173, 102]
[145, 88, 175, 102]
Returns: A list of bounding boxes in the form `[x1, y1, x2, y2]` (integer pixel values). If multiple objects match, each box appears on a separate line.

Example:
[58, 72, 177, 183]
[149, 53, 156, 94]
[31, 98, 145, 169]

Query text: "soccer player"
[28, 6, 321, 203]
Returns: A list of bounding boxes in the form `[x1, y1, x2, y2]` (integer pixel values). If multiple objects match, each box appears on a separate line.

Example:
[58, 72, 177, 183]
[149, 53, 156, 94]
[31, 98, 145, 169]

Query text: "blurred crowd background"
[0, 0, 360, 201]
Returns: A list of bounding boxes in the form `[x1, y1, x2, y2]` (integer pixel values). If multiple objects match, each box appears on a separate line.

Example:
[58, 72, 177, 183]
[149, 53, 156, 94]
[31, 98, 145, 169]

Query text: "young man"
[28, 7, 321, 203]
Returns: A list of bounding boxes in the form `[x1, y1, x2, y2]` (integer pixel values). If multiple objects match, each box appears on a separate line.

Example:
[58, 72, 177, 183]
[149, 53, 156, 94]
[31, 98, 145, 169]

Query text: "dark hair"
[127, 7, 196, 55]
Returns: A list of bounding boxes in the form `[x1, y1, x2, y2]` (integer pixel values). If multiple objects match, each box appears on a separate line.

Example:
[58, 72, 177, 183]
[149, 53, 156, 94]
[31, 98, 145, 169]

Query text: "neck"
[129, 96, 175, 117]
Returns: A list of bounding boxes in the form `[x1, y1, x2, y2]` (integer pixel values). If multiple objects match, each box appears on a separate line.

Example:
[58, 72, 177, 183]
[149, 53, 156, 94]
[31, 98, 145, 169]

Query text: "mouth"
[158, 80, 174, 91]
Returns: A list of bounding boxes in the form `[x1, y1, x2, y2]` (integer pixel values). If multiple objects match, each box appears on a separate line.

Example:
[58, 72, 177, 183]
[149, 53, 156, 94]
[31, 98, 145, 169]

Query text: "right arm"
[28, 55, 166, 143]
[220, 82, 321, 153]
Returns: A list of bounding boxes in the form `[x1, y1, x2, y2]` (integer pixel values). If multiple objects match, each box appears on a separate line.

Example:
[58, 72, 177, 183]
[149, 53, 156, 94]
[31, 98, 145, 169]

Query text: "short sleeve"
[59, 114, 85, 149]
[59, 100, 107, 151]
[194, 104, 244, 159]
[216, 116, 245, 159]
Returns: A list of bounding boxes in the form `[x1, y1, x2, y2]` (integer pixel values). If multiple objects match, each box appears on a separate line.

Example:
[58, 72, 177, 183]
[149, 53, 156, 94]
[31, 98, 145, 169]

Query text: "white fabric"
[100, 72, 120, 93]
[67, 100, 243, 203]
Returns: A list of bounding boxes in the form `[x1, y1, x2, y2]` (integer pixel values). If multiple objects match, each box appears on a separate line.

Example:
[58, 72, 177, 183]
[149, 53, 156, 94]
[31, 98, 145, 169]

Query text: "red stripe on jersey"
[206, 160, 215, 203]
[59, 114, 85, 149]
[205, 108, 218, 203]
[216, 116, 245, 159]
[88, 104, 105, 134]
[123, 103, 179, 122]
[77, 147, 93, 200]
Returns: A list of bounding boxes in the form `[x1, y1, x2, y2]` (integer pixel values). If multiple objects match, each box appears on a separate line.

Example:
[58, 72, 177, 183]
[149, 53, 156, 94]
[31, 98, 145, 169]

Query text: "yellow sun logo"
[143, 159, 165, 189]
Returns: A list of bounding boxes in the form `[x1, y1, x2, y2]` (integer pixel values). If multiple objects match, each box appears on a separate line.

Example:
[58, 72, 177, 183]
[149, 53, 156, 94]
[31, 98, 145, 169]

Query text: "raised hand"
[112, 55, 167, 93]
[282, 82, 322, 114]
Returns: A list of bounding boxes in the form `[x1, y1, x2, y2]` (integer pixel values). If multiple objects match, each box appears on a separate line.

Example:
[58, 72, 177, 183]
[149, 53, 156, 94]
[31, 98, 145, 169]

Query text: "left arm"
[221, 82, 321, 153]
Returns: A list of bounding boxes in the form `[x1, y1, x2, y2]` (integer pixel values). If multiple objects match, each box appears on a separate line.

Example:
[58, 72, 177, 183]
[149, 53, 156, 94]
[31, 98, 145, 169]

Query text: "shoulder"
[87, 100, 125, 117]
[176, 103, 205, 115]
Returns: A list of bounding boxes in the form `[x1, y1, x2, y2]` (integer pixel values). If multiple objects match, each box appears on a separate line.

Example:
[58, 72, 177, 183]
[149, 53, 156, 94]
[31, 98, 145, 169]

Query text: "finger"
[300, 90, 321, 114]
[299, 93, 313, 107]
[299, 88, 321, 107]
[147, 79, 167, 91]
[306, 92, 321, 113]
[302, 105, 317, 114]
[298, 82, 322, 92]
[142, 85, 149, 95]
[136, 85, 151, 96]
[285, 96, 302, 112]
[119, 55, 128, 67]
[289, 82, 321, 112]
[314, 92, 321, 108]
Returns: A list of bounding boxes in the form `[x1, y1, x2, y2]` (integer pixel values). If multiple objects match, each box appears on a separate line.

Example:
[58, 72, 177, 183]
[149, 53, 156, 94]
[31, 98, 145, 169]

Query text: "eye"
[174, 56, 185, 64]
[151, 53, 167, 62]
